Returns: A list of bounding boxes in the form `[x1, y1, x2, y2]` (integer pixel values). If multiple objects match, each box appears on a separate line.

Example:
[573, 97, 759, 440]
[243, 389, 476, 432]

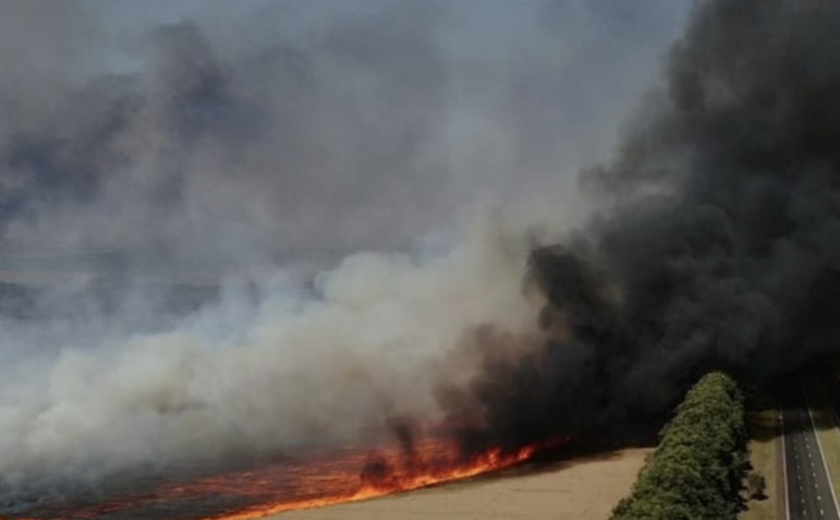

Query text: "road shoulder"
[806, 377, 840, 507]
[740, 409, 780, 520]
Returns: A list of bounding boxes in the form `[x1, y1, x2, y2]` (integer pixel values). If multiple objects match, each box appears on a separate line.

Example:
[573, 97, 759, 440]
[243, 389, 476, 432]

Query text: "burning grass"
[3, 435, 560, 520]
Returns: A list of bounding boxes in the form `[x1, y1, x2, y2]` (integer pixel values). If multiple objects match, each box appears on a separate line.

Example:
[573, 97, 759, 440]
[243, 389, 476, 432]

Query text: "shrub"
[747, 472, 766, 499]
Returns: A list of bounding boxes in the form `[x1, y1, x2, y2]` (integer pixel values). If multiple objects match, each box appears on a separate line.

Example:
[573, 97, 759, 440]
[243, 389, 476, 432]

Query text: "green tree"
[611, 372, 747, 520]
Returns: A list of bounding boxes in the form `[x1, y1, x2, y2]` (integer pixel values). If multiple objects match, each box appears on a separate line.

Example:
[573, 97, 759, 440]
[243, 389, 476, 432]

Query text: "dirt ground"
[279, 448, 650, 520]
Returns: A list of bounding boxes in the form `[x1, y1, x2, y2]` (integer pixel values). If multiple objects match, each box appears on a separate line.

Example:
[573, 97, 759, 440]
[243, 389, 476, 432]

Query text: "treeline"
[611, 372, 747, 520]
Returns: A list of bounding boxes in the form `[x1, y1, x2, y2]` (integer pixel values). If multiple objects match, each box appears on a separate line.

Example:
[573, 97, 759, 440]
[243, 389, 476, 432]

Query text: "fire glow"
[8, 434, 558, 520]
[204, 440, 542, 520]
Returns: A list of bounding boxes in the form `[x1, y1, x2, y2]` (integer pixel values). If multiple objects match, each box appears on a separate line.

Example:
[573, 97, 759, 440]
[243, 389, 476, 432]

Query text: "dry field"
[280, 448, 650, 520]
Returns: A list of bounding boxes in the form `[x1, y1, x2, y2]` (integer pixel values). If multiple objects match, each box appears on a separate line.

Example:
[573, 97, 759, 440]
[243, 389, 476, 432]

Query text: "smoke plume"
[455, 0, 840, 453]
[0, 0, 697, 506]
[17, 0, 840, 510]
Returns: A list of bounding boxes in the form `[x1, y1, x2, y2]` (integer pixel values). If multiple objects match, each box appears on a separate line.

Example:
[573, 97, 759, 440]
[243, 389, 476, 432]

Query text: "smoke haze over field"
[12, 0, 840, 510]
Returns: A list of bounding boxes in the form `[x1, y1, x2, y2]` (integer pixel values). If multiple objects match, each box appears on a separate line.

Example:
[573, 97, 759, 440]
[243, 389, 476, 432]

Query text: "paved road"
[781, 386, 840, 520]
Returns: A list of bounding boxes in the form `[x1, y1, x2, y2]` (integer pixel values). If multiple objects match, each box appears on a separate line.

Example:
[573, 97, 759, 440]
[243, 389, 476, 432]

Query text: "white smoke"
[0, 214, 543, 491]
[0, 0, 692, 500]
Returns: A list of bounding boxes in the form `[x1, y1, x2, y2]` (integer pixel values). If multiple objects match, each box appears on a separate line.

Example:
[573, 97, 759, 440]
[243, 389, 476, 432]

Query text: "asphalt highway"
[781, 387, 840, 520]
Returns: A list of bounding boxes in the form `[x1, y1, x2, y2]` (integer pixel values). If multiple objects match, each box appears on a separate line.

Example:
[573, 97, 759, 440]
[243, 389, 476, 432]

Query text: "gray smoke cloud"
[0, 0, 693, 511]
[0, 0, 688, 275]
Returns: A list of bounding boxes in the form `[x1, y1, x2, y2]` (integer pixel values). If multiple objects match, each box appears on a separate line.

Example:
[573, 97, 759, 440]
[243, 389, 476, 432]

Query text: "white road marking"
[781, 408, 792, 520]
[805, 385, 840, 519]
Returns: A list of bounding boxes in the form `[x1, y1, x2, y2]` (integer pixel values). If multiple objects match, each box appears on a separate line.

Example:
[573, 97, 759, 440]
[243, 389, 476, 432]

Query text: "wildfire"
[3, 435, 559, 520]
[204, 440, 541, 520]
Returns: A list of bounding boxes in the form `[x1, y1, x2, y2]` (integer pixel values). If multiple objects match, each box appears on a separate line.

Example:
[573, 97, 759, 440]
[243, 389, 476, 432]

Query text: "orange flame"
[1, 436, 564, 520]
[203, 442, 541, 520]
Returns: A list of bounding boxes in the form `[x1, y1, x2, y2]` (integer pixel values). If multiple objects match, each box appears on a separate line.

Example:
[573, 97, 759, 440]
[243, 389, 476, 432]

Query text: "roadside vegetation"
[738, 407, 778, 520]
[611, 372, 748, 520]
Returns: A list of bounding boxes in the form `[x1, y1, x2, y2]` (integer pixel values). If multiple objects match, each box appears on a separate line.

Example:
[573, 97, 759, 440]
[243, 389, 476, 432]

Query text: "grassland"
[739, 409, 778, 520]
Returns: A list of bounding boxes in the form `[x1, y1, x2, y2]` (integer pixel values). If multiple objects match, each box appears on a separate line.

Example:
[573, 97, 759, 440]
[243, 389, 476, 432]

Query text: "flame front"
[205, 440, 541, 520]
[7, 435, 559, 520]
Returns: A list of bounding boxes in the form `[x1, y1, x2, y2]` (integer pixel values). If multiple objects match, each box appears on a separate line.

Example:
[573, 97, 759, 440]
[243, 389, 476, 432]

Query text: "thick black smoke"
[453, 0, 840, 451]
